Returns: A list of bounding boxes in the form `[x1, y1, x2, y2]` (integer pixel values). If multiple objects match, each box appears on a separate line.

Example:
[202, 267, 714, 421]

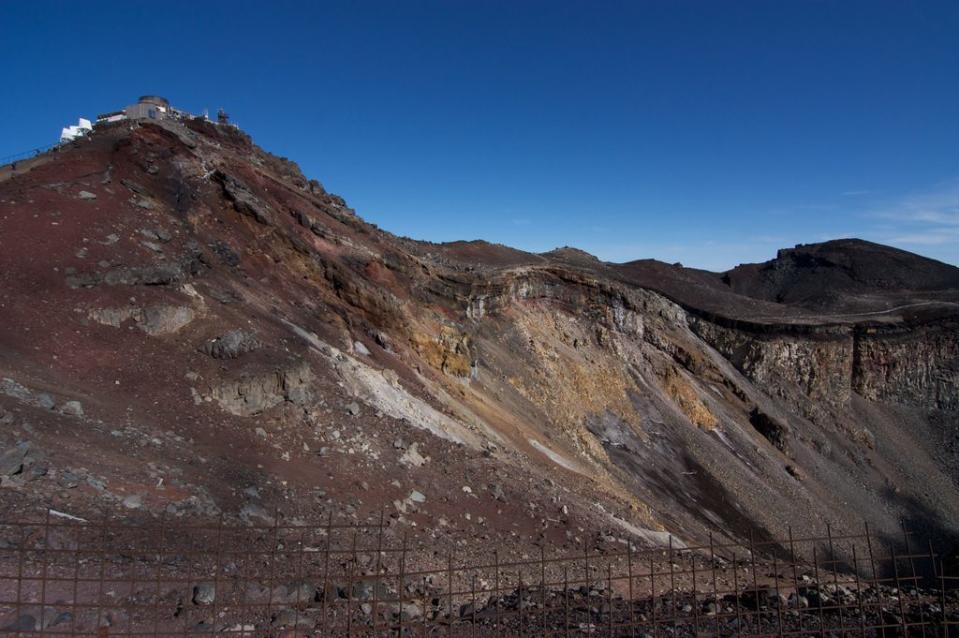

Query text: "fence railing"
[0, 143, 61, 168]
[0, 510, 955, 636]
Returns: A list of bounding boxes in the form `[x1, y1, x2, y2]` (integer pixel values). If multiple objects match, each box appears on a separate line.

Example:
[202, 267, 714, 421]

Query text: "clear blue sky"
[3, 1, 957, 271]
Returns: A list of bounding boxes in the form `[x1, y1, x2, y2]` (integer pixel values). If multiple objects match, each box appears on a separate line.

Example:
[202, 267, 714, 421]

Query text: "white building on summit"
[95, 95, 181, 124]
[58, 96, 235, 145]
[59, 118, 92, 143]
[60, 96, 176, 143]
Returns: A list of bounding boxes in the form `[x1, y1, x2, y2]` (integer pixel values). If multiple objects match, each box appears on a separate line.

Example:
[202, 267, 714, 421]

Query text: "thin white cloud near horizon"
[574, 179, 959, 271]
[866, 178, 959, 251]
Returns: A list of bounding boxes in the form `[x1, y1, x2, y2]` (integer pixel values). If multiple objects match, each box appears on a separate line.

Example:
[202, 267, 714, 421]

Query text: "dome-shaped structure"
[138, 95, 170, 108]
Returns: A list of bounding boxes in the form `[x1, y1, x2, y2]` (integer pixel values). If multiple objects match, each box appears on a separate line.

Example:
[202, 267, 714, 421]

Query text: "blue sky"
[2, 1, 957, 271]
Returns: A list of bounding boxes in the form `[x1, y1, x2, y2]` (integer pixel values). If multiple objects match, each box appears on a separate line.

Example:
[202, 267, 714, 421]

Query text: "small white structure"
[96, 110, 126, 124]
[60, 118, 92, 143]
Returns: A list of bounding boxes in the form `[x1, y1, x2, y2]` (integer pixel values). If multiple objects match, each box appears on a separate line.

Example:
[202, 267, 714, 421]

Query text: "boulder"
[212, 362, 313, 417]
[57, 470, 81, 489]
[1, 613, 37, 631]
[201, 330, 259, 359]
[351, 580, 392, 601]
[192, 583, 216, 605]
[399, 443, 426, 468]
[140, 305, 195, 336]
[271, 581, 317, 605]
[0, 442, 30, 476]
[59, 400, 84, 417]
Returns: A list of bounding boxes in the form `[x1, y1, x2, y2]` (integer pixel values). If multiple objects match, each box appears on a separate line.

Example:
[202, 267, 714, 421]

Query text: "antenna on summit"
[217, 108, 230, 125]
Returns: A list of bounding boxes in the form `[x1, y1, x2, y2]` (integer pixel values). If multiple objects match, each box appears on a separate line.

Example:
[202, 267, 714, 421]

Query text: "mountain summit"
[1, 107, 957, 558]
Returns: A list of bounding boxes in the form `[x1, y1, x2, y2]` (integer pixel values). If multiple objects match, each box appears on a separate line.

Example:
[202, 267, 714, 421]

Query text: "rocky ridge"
[0, 115, 957, 564]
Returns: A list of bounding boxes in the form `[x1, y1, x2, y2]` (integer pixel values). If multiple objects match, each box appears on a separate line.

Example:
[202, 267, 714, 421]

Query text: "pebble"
[59, 400, 84, 417]
[52, 471, 81, 492]
[192, 583, 216, 605]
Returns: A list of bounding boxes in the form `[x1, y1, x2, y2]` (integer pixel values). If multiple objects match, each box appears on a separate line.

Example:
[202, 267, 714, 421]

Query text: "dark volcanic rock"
[0, 442, 30, 476]
[215, 170, 274, 225]
[748, 408, 788, 451]
[200, 330, 259, 359]
[724, 239, 959, 310]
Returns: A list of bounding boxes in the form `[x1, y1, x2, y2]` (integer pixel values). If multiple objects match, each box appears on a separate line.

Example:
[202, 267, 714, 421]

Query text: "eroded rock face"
[200, 330, 259, 359]
[211, 361, 313, 416]
[661, 368, 717, 430]
[411, 328, 472, 377]
[214, 170, 274, 225]
[89, 305, 195, 335]
[688, 315, 958, 417]
[689, 319, 855, 421]
[853, 320, 959, 411]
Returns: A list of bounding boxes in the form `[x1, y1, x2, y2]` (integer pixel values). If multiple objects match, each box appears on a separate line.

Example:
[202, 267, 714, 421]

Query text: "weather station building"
[55, 96, 235, 149]
[95, 95, 179, 124]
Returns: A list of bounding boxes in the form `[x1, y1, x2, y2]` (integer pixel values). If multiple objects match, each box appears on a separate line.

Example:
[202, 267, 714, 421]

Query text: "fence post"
[398, 532, 408, 638]
[650, 555, 657, 638]
[150, 511, 166, 638]
[494, 550, 500, 633]
[471, 572, 477, 638]
[346, 531, 357, 636]
[891, 546, 910, 636]
[901, 521, 929, 638]
[669, 535, 677, 629]
[748, 530, 760, 635]
[541, 545, 547, 636]
[709, 532, 720, 638]
[519, 570, 525, 638]
[627, 540, 635, 637]
[772, 552, 783, 638]
[39, 509, 51, 637]
[448, 553, 454, 637]
[692, 546, 701, 637]
[208, 512, 225, 638]
[826, 523, 848, 634]
[812, 546, 826, 638]
[264, 505, 281, 637]
[938, 552, 947, 638]
[421, 561, 428, 638]
[94, 510, 109, 635]
[584, 538, 591, 596]
[731, 550, 742, 638]
[372, 509, 385, 635]
[321, 510, 333, 632]
[852, 544, 866, 637]
[607, 563, 613, 637]
[786, 526, 803, 637]
[69, 517, 84, 636]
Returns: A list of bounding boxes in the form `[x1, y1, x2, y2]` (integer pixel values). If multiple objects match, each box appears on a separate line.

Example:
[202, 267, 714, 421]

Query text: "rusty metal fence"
[0, 510, 956, 636]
